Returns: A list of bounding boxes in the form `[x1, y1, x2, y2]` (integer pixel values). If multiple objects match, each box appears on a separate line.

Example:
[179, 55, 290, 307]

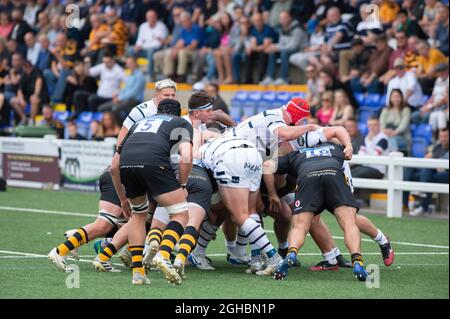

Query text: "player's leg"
[143, 207, 168, 269]
[152, 188, 189, 285]
[274, 212, 314, 280]
[333, 206, 367, 281]
[308, 216, 352, 270]
[173, 203, 206, 278]
[356, 214, 394, 266]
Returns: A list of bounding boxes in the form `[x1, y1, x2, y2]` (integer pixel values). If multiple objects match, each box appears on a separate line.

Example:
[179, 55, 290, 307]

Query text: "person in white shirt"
[130, 10, 168, 80]
[86, 52, 124, 111]
[24, 32, 41, 66]
[386, 57, 424, 110]
[352, 116, 390, 179]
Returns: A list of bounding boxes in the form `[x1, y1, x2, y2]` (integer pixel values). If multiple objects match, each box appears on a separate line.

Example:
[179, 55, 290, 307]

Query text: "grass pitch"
[0, 187, 448, 299]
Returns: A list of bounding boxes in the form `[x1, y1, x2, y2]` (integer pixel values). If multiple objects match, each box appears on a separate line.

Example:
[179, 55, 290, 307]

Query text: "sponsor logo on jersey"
[244, 162, 261, 172]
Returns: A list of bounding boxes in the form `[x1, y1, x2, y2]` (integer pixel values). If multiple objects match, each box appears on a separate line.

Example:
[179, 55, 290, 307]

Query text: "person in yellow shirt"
[417, 40, 448, 94]
[380, 0, 400, 26]
[81, 14, 109, 64]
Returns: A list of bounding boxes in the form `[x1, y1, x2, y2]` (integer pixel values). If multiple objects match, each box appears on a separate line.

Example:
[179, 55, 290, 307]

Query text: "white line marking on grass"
[1, 206, 448, 249]
[0, 250, 125, 268]
[205, 252, 449, 257]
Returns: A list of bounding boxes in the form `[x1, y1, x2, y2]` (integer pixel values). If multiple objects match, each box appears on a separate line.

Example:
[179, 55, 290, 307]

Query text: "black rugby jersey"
[119, 114, 193, 167]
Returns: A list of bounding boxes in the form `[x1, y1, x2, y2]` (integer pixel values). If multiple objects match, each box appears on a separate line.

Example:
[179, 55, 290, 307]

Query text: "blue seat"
[413, 124, 433, 145]
[358, 122, 368, 136]
[291, 92, 306, 99]
[358, 107, 377, 124]
[276, 91, 292, 105]
[354, 93, 365, 105]
[230, 106, 242, 122]
[77, 111, 93, 124]
[259, 91, 277, 109]
[93, 112, 103, 122]
[53, 111, 71, 123]
[231, 90, 248, 109]
[379, 94, 387, 107]
[246, 91, 262, 109]
[364, 93, 381, 107]
[411, 137, 428, 158]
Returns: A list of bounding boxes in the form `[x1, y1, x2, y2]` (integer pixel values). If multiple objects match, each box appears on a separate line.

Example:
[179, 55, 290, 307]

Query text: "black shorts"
[187, 166, 213, 216]
[120, 165, 181, 200]
[99, 169, 121, 207]
[292, 168, 360, 216]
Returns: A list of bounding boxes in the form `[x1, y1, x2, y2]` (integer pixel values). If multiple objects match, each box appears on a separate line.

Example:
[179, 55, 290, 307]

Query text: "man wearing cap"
[386, 57, 424, 110]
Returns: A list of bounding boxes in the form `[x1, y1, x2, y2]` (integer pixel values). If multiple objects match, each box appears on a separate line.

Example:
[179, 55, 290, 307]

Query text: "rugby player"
[47, 167, 126, 273]
[111, 98, 193, 285]
[265, 142, 367, 281]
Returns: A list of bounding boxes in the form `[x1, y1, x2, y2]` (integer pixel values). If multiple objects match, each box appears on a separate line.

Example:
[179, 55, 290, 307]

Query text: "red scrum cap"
[283, 97, 310, 125]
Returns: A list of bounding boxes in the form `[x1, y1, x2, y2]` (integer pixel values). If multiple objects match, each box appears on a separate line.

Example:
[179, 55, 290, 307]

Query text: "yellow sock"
[56, 228, 88, 256]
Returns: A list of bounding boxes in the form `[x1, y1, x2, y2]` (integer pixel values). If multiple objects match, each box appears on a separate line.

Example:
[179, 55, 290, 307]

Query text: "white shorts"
[214, 148, 262, 192]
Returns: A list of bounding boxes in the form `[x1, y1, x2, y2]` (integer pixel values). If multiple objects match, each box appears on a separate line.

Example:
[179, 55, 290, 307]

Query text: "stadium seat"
[411, 137, 428, 158]
[364, 93, 381, 108]
[93, 112, 104, 122]
[354, 93, 365, 105]
[231, 91, 248, 109]
[358, 122, 368, 136]
[413, 124, 433, 145]
[276, 91, 291, 105]
[53, 111, 71, 123]
[259, 91, 277, 110]
[230, 106, 241, 122]
[379, 94, 387, 107]
[358, 107, 377, 124]
[77, 112, 93, 124]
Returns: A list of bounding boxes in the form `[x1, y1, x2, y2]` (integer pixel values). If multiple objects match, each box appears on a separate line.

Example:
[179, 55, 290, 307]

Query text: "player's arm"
[274, 124, 319, 141]
[116, 126, 129, 150]
[321, 126, 353, 160]
[178, 141, 193, 187]
[262, 159, 283, 213]
[211, 109, 236, 127]
[110, 152, 131, 218]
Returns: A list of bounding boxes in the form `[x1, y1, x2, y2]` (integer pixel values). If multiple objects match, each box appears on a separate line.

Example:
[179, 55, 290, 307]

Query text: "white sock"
[194, 220, 219, 256]
[240, 218, 276, 257]
[373, 229, 388, 245]
[278, 241, 289, 250]
[323, 249, 338, 265]
[232, 230, 248, 256]
[333, 247, 341, 257]
[226, 240, 236, 254]
[249, 213, 262, 254]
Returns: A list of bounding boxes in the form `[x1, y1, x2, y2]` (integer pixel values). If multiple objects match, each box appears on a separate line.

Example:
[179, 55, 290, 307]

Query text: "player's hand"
[269, 194, 282, 214]
[121, 199, 131, 219]
[344, 145, 353, 160]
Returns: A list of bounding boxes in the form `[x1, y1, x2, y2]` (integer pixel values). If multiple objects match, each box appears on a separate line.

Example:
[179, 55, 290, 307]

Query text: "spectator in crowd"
[402, 0, 425, 20]
[100, 111, 120, 138]
[162, 11, 202, 82]
[379, 31, 410, 86]
[0, 37, 8, 70]
[352, 115, 390, 179]
[38, 104, 64, 138]
[329, 89, 354, 126]
[205, 83, 229, 114]
[81, 14, 109, 65]
[405, 127, 449, 216]
[344, 117, 365, 152]
[309, 6, 354, 71]
[23, 0, 41, 27]
[64, 60, 98, 113]
[245, 12, 275, 84]
[416, 40, 448, 95]
[35, 33, 51, 71]
[350, 34, 392, 94]
[98, 56, 145, 113]
[100, 8, 128, 58]
[318, 66, 358, 108]
[432, 2, 449, 57]
[354, 3, 383, 46]
[268, 0, 293, 29]
[387, 58, 424, 110]
[261, 10, 307, 85]
[289, 23, 325, 73]
[24, 32, 41, 66]
[0, 11, 14, 38]
[193, 17, 221, 84]
[231, 15, 252, 83]
[404, 35, 421, 70]
[134, 0, 167, 27]
[213, 13, 233, 84]
[45, 0, 64, 17]
[419, 0, 440, 37]
[44, 33, 80, 103]
[89, 120, 103, 141]
[380, 88, 412, 154]
[46, 14, 62, 46]
[73, 52, 124, 115]
[1, 52, 23, 106]
[10, 8, 32, 49]
[339, 37, 371, 84]
[412, 63, 449, 133]
[305, 64, 320, 111]
[34, 11, 51, 35]
[380, 0, 400, 28]
[10, 59, 49, 125]
[131, 10, 168, 81]
[316, 91, 335, 126]
[392, 9, 429, 40]
[67, 121, 87, 140]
